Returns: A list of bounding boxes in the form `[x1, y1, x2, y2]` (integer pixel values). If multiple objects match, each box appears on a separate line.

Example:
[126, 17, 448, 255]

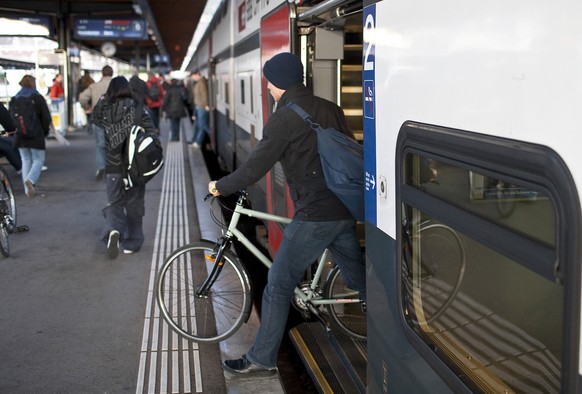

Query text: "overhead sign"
[74, 18, 147, 40]
[0, 14, 51, 36]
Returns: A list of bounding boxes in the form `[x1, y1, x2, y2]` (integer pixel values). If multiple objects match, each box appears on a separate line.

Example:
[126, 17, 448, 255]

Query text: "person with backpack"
[207, 52, 366, 376]
[9, 75, 51, 198]
[145, 71, 164, 133]
[91, 76, 155, 259]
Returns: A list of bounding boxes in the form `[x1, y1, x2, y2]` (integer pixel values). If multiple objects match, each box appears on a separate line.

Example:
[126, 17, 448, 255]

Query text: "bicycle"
[156, 190, 366, 343]
[0, 163, 17, 257]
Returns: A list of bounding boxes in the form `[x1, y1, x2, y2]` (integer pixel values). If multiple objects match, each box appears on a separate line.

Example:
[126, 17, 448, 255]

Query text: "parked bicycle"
[156, 190, 366, 343]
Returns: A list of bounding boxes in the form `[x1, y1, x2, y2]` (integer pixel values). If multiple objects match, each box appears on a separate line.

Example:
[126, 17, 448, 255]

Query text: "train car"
[364, 0, 582, 392]
[190, 0, 582, 391]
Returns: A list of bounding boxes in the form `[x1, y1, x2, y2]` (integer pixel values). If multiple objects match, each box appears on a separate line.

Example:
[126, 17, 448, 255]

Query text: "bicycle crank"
[292, 281, 322, 319]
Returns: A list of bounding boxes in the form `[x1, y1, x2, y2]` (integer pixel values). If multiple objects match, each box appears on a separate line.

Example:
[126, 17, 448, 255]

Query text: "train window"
[407, 156, 555, 247]
[397, 122, 579, 393]
[240, 79, 245, 105]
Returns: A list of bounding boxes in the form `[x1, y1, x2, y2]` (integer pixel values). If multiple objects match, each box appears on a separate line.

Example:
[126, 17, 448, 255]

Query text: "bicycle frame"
[214, 193, 360, 307]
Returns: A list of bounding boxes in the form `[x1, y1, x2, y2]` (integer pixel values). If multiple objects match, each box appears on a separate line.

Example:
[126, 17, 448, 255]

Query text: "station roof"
[0, 0, 208, 70]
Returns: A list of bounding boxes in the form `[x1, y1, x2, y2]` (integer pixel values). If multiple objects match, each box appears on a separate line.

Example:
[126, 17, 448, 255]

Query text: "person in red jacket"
[145, 71, 164, 133]
[49, 73, 64, 111]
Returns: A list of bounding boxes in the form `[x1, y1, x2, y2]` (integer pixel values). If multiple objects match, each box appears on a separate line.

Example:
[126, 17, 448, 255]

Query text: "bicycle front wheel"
[0, 166, 16, 231]
[156, 240, 253, 343]
[324, 266, 367, 340]
[0, 220, 8, 257]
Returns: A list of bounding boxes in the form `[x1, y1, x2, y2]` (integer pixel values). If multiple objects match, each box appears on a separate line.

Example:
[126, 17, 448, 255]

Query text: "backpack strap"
[286, 102, 322, 132]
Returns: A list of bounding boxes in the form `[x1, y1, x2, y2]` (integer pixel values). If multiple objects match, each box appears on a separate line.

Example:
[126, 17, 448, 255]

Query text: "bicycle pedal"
[15, 225, 30, 233]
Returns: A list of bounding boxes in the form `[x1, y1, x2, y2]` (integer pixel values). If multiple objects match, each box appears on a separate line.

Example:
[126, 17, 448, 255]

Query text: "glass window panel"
[405, 154, 555, 247]
[402, 207, 563, 393]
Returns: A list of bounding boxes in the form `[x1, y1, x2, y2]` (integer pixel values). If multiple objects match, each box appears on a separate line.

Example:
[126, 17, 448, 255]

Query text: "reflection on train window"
[402, 208, 563, 393]
[406, 154, 555, 247]
[401, 152, 564, 393]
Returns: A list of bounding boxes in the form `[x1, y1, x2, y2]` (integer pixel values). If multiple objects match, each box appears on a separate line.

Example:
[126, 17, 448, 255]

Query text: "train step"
[289, 322, 367, 394]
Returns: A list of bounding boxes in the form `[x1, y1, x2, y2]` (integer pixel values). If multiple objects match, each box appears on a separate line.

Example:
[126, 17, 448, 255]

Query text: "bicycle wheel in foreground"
[156, 240, 253, 343]
[0, 166, 16, 231]
[325, 266, 367, 340]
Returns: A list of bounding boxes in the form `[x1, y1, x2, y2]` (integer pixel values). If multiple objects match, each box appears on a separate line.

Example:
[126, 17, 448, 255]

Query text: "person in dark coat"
[161, 79, 187, 141]
[10, 75, 51, 197]
[0, 102, 22, 173]
[91, 76, 155, 259]
[208, 52, 366, 375]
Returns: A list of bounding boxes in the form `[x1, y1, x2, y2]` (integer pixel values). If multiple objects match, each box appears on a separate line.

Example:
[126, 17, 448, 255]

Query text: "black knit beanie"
[263, 52, 304, 89]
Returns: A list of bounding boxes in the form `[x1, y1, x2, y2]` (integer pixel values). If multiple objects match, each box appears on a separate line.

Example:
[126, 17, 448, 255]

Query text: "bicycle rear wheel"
[324, 265, 367, 340]
[156, 240, 253, 343]
[0, 166, 16, 231]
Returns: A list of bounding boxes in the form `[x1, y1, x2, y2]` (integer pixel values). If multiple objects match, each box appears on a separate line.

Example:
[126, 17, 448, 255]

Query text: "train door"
[260, 3, 292, 254]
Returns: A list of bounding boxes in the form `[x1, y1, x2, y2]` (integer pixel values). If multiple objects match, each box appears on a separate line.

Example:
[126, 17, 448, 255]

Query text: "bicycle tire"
[0, 166, 16, 231]
[418, 223, 466, 324]
[324, 265, 367, 340]
[156, 240, 253, 343]
[0, 221, 8, 257]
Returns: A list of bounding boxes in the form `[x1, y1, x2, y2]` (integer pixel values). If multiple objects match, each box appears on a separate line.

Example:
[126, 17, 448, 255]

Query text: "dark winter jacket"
[161, 83, 187, 118]
[91, 98, 154, 174]
[10, 88, 51, 150]
[216, 84, 354, 221]
[129, 75, 149, 105]
[0, 102, 16, 132]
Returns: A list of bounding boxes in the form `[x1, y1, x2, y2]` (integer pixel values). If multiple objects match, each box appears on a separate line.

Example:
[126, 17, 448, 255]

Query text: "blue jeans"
[102, 173, 146, 251]
[193, 107, 209, 145]
[19, 148, 45, 186]
[92, 124, 106, 171]
[246, 218, 366, 369]
[169, 118, 180, 141]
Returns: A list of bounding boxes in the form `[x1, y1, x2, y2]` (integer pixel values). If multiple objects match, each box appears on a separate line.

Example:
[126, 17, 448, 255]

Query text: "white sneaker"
[123, 249, 135, 254]
[25, 179, 35, 198]
[191, 143, 200, 148]
[107, 230, 120, 259]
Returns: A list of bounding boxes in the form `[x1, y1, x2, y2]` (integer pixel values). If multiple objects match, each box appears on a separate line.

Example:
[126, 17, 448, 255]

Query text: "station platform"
[0, 118, 286, 393]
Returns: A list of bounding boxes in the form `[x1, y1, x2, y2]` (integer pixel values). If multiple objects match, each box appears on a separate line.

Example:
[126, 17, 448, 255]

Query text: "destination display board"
[74, 18, 147, 40]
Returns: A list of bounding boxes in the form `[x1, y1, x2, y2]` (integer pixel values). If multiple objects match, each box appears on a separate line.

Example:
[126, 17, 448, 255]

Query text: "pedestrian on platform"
[79, 65, 113, 181]
[0, 102, 22, 173]
[129, 68, 149, 107]
[49, 73, 64, 111]
[145, 71, 165, 133]
[189, 70, 210, 148]
[91, 76, 155, 259]
[77, 70, 95, 99]
[208, 52, 366, 376]
[9, 75, 51, 198]
[161, 79, 187, 141]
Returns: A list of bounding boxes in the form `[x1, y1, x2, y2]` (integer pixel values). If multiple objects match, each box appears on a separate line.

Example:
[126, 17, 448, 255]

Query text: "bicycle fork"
[196, 237, 233, 297]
